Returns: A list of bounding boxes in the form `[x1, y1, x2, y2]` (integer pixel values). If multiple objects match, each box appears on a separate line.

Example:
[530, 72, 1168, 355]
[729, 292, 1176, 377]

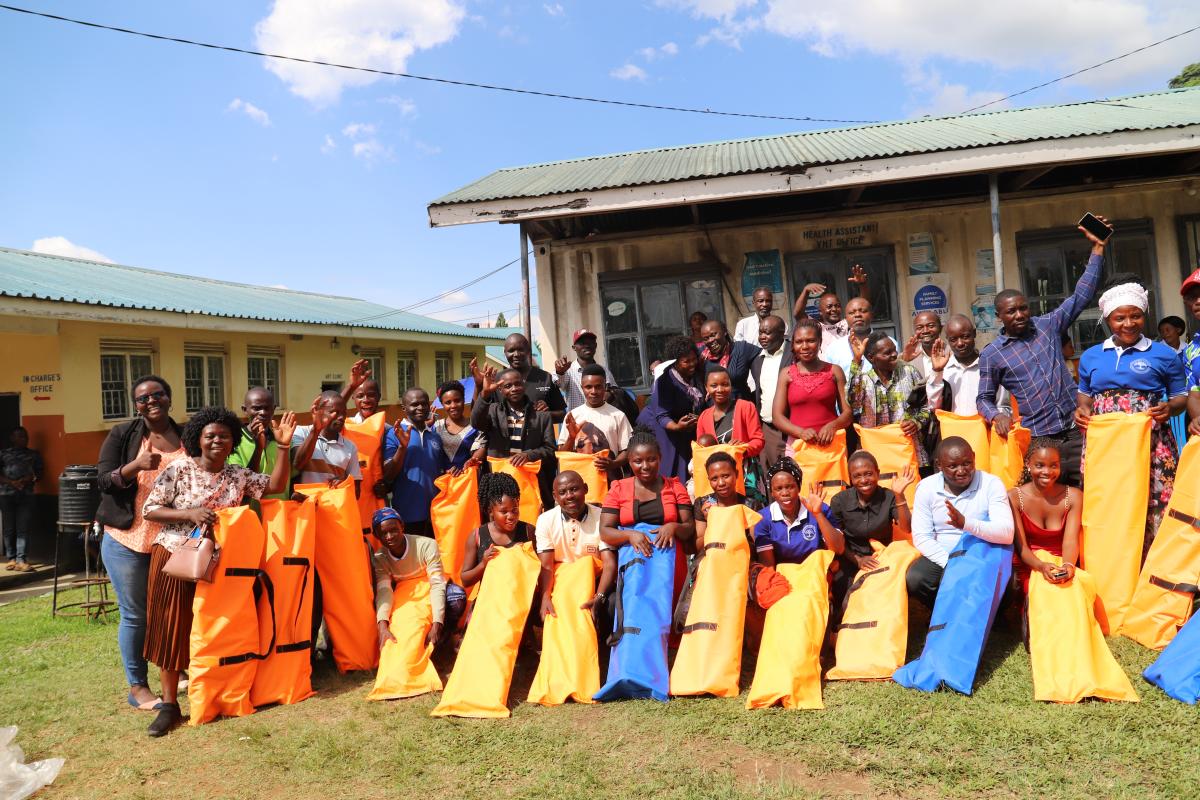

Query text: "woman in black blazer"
[95, 375, 184, 712]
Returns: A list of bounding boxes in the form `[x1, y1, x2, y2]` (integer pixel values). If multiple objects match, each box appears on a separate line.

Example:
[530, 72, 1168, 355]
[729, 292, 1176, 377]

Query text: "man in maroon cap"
[555, 328, 616, 413]
[1181, 267, 1200, 436]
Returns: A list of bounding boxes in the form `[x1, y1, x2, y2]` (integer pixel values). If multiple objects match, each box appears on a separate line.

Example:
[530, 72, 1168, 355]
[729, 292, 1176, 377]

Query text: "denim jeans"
[0, 493, 34, 562]
[101, 533, 150, 687]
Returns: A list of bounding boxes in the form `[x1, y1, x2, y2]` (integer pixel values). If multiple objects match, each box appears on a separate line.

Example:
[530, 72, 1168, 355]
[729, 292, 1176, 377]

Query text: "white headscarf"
[1097, 282, 1148, 319]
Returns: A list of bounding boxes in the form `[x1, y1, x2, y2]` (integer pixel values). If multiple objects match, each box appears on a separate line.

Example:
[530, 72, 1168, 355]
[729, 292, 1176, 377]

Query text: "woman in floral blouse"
[141, 405, 295, 737]
[848, 331, 930, 466]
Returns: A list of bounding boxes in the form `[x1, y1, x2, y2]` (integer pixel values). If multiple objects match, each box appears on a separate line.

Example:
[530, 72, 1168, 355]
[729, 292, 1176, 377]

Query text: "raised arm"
[1050, 221, 1108, 333]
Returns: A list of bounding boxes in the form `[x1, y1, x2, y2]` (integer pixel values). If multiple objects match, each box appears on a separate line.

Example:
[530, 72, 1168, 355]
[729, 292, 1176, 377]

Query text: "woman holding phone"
[636, 335, 705, 479]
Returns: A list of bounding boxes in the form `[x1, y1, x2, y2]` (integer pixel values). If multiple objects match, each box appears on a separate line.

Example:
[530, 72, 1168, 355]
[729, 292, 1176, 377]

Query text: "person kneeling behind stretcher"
[372, 508, 465, 650]
[535, 471, 618, 633]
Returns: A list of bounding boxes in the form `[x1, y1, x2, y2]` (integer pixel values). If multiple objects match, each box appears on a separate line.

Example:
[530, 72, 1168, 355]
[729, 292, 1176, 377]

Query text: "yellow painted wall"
[0, 309, 496, 491]
[534, 180, 1200, 367]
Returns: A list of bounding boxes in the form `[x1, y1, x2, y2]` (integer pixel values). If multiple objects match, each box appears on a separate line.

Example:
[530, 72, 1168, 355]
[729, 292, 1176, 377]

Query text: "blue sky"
[0, 0, 1194, 325]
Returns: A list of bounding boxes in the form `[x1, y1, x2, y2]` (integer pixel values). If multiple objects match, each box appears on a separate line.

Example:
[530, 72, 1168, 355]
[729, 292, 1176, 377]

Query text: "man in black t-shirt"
[500, 333, 566, 424]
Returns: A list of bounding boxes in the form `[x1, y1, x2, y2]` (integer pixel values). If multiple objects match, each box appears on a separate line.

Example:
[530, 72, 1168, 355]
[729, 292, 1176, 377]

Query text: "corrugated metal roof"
[0, 246, 509, 340]
[431, 88, 1200, 206]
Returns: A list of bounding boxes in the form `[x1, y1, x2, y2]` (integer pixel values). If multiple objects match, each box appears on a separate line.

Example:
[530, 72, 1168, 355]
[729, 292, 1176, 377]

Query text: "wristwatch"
[593, 592, 607, 605]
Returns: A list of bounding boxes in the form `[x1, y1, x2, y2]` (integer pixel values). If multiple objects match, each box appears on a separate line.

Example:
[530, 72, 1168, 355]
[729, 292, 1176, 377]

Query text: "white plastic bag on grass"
[0, 726, 64, 800]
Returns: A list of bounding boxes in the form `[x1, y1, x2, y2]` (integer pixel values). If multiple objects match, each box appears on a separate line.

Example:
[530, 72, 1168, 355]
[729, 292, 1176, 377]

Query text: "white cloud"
[639, 41, 680, 61]
[610, 63, 648, 81]
[905, 66, 1008, 118]
[543, 3, 565, 16]
[352, 139, 392, 161]
[342, 122, 377, 139]
[380, 95, 418, 115]
[669, 0, 1195, 112]
[227, 98, 271, 126]
[321, 134, 337, 153]
[414, 140, 442, 155]
[254, 0, 467, 106]
[31, 236, 113, 263]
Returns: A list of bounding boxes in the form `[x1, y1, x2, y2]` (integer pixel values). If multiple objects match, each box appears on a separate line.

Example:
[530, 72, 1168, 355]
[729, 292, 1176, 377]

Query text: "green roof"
[0, 246, 508, 340]
[431, 88, 1200, 206]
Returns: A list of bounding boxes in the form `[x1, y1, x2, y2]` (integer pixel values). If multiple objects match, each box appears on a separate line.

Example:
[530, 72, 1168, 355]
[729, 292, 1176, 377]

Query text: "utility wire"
[0, 4, 877, 124]
[961, 23, 1200, 114]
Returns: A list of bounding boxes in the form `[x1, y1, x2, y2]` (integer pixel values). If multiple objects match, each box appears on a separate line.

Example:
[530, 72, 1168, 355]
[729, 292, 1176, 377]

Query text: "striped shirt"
[976, 252, 1103, 436]
[505, 407, 526, 455]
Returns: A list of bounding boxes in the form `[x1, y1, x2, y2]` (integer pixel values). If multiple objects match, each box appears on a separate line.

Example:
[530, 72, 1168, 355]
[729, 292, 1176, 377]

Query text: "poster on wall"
[908, 273, 951, 322]
[973, 295, 999, 333]
[974, 249, 997, 295]
[741, 250, 784, 300]
[907, 232, 938, 275]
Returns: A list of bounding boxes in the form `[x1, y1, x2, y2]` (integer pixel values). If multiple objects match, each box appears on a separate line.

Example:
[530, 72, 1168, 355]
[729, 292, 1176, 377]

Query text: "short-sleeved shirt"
[142, 460, 270, 551]
[752, 500, 837, 563]
[1184, 331, 1200, 392]
[1078, 336, 1187, 397]
[290, 425, 362, 486]
[534, 506, 612, 563]
[601, 476, 691, 528]
[557, 361, 617, 412]
[829, 487, 899, 557]
[228, 430, 290, 500]
[559, 402, 633, 452]
[383, 421, 447, 523]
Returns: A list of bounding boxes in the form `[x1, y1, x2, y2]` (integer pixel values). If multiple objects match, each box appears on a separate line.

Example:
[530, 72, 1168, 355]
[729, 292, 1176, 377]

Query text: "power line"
[446, 305, 538, 325]
[0, 4, 878, 125]
[341, 253, 525, 325]
[961, 23, 1200, 114]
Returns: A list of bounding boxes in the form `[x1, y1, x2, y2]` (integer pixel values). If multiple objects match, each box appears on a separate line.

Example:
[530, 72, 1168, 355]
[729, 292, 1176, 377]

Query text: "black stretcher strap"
[281, 556, 312, 634]
[617, 626, 641, 635]
[703, 542, 726, 552]
[847, 565, 890, 596]
[681, 622, 718, 633]
[817, 479, 847, 489]
[1149, 575, 1200, 595]
[1169, 508, 1200, 529]
[217, 567, 277, 667]
[878, 472, 897, 480]
[837, 620, 877, 631]
[948, 550, 966, 561]
[276, 641, 312, 653]
[928, 623, 947, 632]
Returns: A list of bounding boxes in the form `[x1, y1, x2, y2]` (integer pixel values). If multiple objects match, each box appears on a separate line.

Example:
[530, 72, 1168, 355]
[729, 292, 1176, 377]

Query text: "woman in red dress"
[1008, 439, 1082, 596]
[771, 318, 852, 447]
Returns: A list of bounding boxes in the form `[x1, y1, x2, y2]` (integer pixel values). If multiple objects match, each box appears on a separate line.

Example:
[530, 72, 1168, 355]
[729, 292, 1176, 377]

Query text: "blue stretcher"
[593, 525, 675, 703]
[1143, 611, 1200, 704]
[893, 534, 1012, 695]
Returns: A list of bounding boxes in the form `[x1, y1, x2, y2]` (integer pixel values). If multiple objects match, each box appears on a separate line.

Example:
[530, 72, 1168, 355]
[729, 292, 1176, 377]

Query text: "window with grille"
[184, 352, 226, 412]
[434, 351, 452, 389]
[396, 350, 417, 396]
[247, 345, 282, 404]
[1017, 219, 1160, 352]
[459, 352, 476, 385]
[99, 339, 155, 420]
[358, 347, 385, 397]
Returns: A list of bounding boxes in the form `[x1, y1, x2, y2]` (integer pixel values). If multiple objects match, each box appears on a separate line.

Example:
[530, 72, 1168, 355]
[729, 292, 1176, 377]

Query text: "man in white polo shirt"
[534, 471, 617, 628]
[907, 437, 1014, 607]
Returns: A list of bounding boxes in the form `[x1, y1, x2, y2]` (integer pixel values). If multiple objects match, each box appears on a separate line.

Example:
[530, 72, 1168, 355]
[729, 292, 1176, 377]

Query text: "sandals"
[127, 690, 163, 712]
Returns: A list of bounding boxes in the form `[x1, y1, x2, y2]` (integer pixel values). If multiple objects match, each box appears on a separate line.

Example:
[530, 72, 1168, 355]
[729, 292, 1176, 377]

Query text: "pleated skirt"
[144, 544, 196, 672]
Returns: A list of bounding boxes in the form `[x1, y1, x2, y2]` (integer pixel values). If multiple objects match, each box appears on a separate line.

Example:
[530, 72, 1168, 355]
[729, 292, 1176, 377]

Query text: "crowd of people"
[92, 216, 1200, 735]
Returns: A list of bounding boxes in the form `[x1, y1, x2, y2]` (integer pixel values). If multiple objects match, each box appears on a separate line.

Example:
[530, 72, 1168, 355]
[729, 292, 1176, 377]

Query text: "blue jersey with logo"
[752, 501, 836, 564]
[1078, 337, 1187, 397]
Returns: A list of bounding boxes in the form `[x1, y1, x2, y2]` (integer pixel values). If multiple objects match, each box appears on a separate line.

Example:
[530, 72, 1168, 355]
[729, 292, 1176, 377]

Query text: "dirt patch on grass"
[699, 740, 913, 799]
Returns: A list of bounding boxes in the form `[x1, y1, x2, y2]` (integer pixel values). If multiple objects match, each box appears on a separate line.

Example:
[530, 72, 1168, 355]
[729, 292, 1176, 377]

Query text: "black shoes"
[147, 702, 182, 737]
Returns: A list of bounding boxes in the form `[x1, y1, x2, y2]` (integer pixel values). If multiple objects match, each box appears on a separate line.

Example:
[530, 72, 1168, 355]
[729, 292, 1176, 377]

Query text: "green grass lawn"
[2, 589, 1196, 800]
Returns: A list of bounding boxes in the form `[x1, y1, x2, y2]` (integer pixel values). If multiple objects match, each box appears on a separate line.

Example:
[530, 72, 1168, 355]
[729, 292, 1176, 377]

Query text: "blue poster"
[741, 250, 784, 298]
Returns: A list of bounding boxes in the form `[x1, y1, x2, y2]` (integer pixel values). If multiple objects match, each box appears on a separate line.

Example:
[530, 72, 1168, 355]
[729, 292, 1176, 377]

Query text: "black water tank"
[59, 465, 100, 524]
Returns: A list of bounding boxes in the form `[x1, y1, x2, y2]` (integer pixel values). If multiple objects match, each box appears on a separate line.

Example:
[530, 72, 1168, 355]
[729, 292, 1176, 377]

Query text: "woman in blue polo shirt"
[1075, 280, 1188, 548]
[752, 457, 843, 566]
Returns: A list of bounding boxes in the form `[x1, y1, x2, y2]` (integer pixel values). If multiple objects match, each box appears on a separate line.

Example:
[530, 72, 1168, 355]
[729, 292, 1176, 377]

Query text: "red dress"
[1014, 488, 1068, 594]
[786, 363, 839, 431]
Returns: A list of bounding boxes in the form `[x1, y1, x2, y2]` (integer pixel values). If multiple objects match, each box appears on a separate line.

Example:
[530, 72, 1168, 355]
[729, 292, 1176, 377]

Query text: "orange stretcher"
[189, 506, 270, 725]
[827, 540, 921, 681]
[249, 499, 317, 708]
[430, 467, 481, 586]
[691, 442, 747, 498]
[366, 577, 443, 701]
[791, 432, 850, 504]
[342, 412, 388, 530]
[528, 556, 600, 705]
[487, 457, 543, 524]
[556, 451, 610, 505]
[934, 411, 989, 471]
[295, 480, 378, 672]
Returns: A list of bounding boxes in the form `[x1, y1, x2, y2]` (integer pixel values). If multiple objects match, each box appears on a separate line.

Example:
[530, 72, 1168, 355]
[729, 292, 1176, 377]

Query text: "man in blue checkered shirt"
[977, 216, 1111, 487]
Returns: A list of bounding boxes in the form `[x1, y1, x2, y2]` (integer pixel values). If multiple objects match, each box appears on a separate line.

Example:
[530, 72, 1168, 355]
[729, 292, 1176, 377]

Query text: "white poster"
[907, 232, 938, 275]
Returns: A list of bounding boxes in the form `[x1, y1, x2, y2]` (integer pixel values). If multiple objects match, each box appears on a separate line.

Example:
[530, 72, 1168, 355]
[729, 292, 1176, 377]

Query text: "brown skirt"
[144, 544, 196, 672]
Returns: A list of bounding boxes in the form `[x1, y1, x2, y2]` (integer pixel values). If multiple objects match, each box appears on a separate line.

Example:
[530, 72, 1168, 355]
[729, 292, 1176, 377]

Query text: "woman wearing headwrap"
[370, 507, 466, 650]
[1075, 280, 1188, 546]
[636, 335, 706, 479]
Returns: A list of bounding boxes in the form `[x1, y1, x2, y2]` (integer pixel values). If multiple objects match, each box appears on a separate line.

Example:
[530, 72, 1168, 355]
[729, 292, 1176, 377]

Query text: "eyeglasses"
[134, 390, 168, 405]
